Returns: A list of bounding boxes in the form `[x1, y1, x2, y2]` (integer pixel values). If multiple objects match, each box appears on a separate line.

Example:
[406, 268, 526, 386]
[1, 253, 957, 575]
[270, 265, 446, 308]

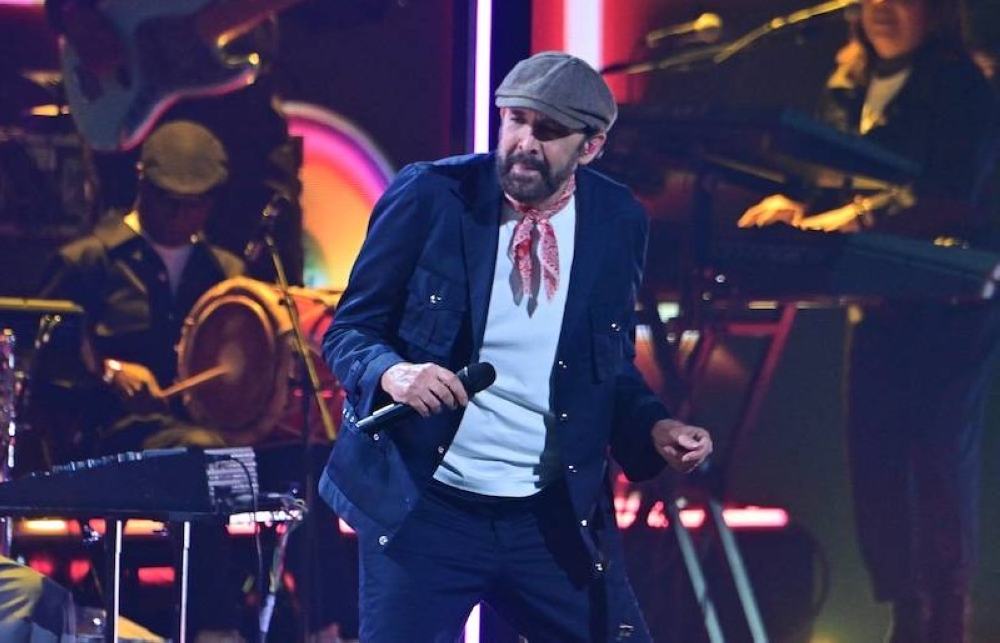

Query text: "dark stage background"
[1, 1, 999, 641]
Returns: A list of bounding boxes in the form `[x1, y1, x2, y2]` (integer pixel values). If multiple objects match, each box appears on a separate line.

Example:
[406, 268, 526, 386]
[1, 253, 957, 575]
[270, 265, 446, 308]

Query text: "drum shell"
[177, 276, 342, 446]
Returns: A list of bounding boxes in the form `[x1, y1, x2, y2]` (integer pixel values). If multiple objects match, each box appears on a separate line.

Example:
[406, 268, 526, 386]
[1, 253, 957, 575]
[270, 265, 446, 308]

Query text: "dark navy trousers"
[356, 478, 651, 642]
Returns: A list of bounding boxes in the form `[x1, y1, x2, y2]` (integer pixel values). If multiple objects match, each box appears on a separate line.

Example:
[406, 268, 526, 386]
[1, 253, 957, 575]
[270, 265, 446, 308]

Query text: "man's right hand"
[103, 359, 166, 414]
[737, 194, 806, 228]
[380, 362, 470, 417]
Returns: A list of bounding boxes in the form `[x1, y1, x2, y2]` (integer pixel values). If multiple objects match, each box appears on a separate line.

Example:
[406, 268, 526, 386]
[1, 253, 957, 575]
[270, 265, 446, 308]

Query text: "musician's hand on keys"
[380, 362, 469, 418]
[651, 419, 713, 474]
[796, 205, 862, 233]
[102, 359, 167, 413]
[737, 194, 806, 228]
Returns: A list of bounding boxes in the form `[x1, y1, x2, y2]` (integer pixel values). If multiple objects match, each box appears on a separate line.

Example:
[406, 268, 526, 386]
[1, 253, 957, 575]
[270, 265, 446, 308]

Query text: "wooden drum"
[177, 277, 343, 446]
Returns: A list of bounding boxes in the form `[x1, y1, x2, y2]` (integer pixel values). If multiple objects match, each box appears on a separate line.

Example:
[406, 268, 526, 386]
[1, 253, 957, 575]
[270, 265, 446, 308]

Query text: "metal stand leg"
[0, 328, 18, 558]
[179, 521, 191, 643]
[656, 305, 794, 641]
[707, 500, 769, 643]
[667, 499, 725, 643]
[260, 520, 298, 640]
[0, 517, 11, 558]
[105, 519, 122, 643]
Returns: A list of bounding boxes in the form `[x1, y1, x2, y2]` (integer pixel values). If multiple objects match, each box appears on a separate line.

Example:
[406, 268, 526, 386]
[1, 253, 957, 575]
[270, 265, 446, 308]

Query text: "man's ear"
[578, 132, 607, 165]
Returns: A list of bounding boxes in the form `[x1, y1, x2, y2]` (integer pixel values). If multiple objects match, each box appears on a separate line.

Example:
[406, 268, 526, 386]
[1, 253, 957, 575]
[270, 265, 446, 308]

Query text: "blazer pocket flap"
[590, 304, 626, 381]
[399, 266, 467, 356]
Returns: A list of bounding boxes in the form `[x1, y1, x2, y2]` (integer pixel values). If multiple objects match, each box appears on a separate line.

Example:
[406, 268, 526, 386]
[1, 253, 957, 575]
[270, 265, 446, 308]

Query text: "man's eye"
[535, 126, 569, 141]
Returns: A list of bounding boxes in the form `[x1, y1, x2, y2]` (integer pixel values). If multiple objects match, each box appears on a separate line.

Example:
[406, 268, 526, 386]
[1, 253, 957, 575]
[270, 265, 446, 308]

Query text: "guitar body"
[61, 0, 260, 151]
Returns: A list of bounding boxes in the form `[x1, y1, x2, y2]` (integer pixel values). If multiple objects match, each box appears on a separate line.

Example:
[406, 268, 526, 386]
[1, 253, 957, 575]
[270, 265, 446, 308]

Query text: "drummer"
[37, 120, 248, 642]
[39, 119, 243, 453]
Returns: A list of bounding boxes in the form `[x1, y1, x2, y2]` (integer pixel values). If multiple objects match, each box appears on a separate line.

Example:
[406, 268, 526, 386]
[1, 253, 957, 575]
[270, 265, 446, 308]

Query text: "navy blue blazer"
[320, 153, 671, 550]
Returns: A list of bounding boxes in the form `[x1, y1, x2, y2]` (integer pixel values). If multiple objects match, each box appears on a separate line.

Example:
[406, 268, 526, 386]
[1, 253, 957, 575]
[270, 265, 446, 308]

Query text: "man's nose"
[516, 130, 541, 151]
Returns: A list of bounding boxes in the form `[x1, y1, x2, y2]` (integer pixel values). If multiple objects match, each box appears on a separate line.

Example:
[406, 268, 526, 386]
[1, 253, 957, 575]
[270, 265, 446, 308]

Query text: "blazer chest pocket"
[398, 266, 467, 357]
[591, 304, 626, 382]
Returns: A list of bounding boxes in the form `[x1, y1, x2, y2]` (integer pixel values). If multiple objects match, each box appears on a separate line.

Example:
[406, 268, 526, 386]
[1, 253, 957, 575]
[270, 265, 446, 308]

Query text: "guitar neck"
[195, 0, 305, 44]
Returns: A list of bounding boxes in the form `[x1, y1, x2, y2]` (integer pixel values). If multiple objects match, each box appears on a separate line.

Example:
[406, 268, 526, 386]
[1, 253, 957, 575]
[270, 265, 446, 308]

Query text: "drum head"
[178, 279, 290, 445]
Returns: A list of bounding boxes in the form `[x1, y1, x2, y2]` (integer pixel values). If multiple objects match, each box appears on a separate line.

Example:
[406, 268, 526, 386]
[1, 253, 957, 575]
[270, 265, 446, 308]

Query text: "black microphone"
[243, 192, 293, 261]
[357, 362, 497, 434]
[645, 12, 722, 47]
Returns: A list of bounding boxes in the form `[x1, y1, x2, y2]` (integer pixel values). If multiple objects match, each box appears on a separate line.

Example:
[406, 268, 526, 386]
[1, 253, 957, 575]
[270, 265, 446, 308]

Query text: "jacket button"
[372, 433, 380, 441]
[567, 464, 577, 473]
[557, 359, 567, 369]
[558, 412, 569, 422]
[580, 519, 588, 527]
[378, 535, 388, 546]
[594, 561, 605, 573]
[429, 294, 442, 306]
[437, 446, 445, 455]
[610, 322, 621, 332]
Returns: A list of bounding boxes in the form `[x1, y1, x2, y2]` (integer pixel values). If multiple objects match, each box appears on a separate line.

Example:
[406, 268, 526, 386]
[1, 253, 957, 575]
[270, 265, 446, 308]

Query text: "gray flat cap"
[495, 51, 617, 132]
[139, 120, 229, 196]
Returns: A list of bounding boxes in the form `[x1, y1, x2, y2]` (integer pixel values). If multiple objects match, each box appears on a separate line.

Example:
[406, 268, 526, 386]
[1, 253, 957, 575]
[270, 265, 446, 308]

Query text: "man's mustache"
[503, 153, 547, 174]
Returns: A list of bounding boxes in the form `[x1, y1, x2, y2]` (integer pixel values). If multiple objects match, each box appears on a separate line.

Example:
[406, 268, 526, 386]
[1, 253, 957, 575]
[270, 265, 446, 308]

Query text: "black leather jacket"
[818, 40, 998, 241]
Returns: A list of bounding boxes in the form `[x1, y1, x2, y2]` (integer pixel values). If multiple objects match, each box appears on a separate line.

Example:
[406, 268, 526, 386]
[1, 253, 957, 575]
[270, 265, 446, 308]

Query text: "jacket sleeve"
[875, 61, 999, 240]
[35, 244, 107, 384]
[609, 200, 672, 481]
[322, 163, 433, 417]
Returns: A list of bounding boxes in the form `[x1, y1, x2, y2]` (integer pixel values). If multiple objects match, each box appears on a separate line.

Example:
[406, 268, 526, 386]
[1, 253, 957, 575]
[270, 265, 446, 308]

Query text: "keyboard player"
[738, 1, 998, 641]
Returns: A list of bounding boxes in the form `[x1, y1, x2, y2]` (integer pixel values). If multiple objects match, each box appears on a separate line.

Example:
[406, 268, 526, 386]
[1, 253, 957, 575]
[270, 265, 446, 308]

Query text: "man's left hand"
[651, 419, 713, 473]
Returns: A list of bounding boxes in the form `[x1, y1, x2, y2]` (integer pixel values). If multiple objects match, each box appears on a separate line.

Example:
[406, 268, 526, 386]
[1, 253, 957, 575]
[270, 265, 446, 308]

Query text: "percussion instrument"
[177, 277, 342, 446]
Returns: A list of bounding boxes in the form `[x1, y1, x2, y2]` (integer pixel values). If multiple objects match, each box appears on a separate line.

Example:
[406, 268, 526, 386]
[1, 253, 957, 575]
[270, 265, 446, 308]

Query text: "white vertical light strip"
[464, 603, 482, 643]
[467, 2, 490, 636]
[464, 2, 601, 637]
[472, 0, 493, 153]
[563, 0, 603, 67]
[466, 0, 492, 620]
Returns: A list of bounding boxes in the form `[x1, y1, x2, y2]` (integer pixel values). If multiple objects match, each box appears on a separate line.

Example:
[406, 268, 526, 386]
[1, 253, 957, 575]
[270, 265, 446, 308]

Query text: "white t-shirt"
[433, 197, 578, 497]
[861, 68, 911, 135]
[124, 212, 194, 295]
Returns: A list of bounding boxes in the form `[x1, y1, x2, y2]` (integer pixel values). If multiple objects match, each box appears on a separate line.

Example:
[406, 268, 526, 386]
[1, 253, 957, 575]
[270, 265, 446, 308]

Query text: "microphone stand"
[713, 0, 857, 63]
[259, 228, 337, 641]
[601, 0, 856, 75]
[601, 43, 728, 76]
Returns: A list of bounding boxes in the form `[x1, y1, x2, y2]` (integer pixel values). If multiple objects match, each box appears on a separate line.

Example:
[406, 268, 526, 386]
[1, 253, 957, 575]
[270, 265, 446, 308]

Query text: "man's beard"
[497, 151, 576, 205]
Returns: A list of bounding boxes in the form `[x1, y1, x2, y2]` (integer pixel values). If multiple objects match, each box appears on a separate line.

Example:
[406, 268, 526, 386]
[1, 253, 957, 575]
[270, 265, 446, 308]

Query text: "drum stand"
[0, 329, 17, 557]
[0, 312, 69, 556]
[260, 228, 338, 640]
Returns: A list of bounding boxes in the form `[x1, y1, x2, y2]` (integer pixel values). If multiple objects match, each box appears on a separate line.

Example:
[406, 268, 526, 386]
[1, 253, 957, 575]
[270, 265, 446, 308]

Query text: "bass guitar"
[61, 0, 303, 151]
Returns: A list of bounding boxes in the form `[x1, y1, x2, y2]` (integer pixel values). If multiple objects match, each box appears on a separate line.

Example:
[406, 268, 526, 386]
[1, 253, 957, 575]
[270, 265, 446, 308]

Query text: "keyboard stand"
[105, 520, 121, 643]
[645, 293, 796, 642]
[100, 517, 197, 643]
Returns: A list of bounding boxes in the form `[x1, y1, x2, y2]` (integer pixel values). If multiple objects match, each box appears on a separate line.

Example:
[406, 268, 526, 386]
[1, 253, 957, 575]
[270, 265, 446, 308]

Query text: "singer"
[321, 52, 713, 642]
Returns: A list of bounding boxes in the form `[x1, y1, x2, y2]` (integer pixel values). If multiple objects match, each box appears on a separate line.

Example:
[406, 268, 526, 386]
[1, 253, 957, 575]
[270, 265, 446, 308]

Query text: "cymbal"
[0, 72, 57, 124]
[0, 297, 83, 316]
